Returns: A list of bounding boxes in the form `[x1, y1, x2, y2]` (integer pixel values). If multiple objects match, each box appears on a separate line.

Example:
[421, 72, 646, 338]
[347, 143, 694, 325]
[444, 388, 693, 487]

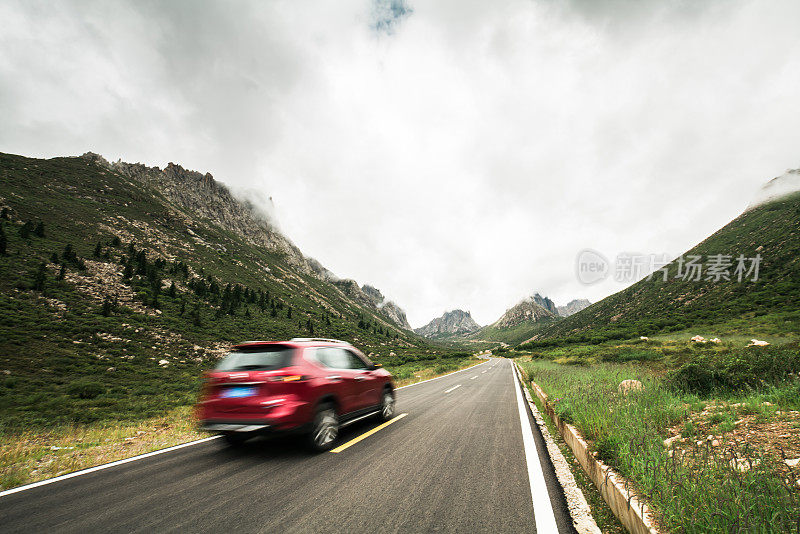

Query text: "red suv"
[196, 338, 395, 451]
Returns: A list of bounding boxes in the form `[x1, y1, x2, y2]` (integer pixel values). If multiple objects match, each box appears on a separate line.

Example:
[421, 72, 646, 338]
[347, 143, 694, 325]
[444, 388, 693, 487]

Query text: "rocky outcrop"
[415, 310, 480, 338]
[493, 296, 557, 329]
[532, 293, 558, 315]
[82, 152, 314, 275]
[80, 152, 413, 330]
[379, 301, 411, 330]
[557, 298, 591, 317]
[330, 279, 410, 329]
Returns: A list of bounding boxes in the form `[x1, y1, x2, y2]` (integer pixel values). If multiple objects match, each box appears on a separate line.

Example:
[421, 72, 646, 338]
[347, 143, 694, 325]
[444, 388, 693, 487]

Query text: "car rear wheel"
[376, 390, 395, 422]
[308, 403, 338, 452]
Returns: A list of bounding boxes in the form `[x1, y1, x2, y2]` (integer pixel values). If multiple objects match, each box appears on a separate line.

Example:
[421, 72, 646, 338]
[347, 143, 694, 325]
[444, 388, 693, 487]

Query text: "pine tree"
[93, 242, 102, 257]
[168, 281, 176, 298]
[57, 263, 66, 281]
[32, 262, 47, 291]
[50, 252, 59, 264]
[63, 243, 76, 263]
[111, 235, 121, 247]
[34, 222, 45, 238]
[19, 221, 32, 239]
[270, 307, 277, 318]
[0, 207, 8, 219]
[101, 296, 113, 316]
[0, 224, 6, 256]
[179, 298, 186, 316]
[287, 306, 292, 319]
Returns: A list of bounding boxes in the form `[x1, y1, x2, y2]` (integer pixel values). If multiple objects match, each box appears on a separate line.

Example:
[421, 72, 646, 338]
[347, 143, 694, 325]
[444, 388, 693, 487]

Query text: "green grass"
[519, 356, 800, 532]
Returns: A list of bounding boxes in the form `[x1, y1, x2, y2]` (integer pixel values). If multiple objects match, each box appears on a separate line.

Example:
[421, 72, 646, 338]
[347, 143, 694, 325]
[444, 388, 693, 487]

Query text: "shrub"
[66, 380, 105, 399]
[667, 362, 718, 394]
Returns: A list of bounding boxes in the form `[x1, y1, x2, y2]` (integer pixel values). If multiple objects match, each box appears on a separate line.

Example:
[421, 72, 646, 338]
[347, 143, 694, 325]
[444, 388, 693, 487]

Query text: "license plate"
[221, 386, 258, 398]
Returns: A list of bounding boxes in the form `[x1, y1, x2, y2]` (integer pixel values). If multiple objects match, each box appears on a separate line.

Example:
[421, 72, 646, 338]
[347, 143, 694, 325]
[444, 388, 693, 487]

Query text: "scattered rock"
[710, 338, 722, 343]
[663, 435, 681, 448]
[158, 359, 170, 366]
[106, 367, 116, 372]
[639, 336, 649, 341]
[690, 335, 707, 343]
[730, 458, 760, 472]
[785, 458, 800, 468]
[747, 339, 770, 347]
[618, 379, 643, 395]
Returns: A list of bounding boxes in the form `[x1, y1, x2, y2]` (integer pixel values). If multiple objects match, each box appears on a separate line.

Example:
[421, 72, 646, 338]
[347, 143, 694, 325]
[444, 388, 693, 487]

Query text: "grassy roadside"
[390, 357, 484, 387]
[516, 339, 800, 532]
[0, 358, 481, 492]
[0, 406, 204, 491]
[528, 391, 625, 534]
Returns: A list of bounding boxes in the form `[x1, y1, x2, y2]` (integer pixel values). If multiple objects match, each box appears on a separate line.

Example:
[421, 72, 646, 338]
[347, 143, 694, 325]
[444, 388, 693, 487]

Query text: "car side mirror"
[372, 363, 382, 369]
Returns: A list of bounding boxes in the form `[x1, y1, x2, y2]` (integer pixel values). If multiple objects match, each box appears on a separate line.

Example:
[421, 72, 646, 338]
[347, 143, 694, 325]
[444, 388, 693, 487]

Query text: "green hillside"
[0, 152, 465, 429]
[470, 320, 554, 345]
[524, 192, 800, 347]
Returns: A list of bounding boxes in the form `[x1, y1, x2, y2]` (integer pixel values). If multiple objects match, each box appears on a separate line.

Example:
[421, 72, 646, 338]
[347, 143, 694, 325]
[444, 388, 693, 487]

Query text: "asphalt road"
[1, 358, 575, 533]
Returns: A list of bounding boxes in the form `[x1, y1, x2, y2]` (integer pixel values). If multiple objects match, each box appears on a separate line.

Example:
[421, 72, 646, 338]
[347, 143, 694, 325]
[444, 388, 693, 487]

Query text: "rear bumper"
[199, 418, 311, 436]
[201, 422, 271, 433]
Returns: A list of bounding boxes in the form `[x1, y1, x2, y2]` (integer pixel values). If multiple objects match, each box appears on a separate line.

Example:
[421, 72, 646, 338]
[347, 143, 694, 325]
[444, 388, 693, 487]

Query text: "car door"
[345, 350, 382, 409]
[314, 347, 361, 415]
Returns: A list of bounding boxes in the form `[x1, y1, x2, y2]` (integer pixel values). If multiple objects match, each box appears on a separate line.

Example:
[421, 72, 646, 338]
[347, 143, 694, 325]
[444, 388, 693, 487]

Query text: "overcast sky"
[2, 0, 799, 327]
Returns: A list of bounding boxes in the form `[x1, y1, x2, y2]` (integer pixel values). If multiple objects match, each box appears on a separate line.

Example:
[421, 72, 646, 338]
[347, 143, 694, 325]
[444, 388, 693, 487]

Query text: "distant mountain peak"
[415, 309, 480, 338]
[557, 298, 591, 317]
[493, 295, 557, 329]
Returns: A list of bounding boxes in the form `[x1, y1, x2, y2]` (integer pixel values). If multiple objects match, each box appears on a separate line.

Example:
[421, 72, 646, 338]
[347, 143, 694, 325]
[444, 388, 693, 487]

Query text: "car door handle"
[354, 376, 366, 382]
[325, 375, 342, 381]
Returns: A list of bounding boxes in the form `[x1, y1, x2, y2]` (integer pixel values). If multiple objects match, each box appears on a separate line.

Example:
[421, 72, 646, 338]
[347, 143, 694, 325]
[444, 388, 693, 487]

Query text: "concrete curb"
[513, 363, 601, 534]
[525, 374, 661, 534]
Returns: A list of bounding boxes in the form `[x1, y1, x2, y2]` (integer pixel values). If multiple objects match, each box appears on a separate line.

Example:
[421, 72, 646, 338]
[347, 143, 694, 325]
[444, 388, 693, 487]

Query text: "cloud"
[1, 0, 799, 327]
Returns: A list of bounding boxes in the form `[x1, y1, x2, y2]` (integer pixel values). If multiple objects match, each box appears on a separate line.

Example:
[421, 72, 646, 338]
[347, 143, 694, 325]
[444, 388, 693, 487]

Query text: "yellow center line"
[330, 413, 408, 453]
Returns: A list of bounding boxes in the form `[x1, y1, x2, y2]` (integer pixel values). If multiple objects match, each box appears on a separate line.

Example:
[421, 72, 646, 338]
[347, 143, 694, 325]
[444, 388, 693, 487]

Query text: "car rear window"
[215, 346, 295, 371]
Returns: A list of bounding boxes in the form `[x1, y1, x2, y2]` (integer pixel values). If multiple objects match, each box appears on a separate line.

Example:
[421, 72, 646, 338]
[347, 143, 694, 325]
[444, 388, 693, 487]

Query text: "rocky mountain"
[557, 299, 591, 317]
[467, 295, 559, 345]
[86, 153, 411, 330]
[493, 295, 558, 329]
[331, 281, 410, 329]
[415, 309, 481, 338]
[532, 293, 558, 315]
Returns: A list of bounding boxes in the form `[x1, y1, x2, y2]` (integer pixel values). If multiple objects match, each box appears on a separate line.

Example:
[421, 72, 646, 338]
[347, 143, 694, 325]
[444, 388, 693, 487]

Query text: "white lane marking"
[470, 376, 477, 380]
[512, 364, 559, 533]
[396, 360, 490, 390]
[0, 436, 220, 499]
[444, 384, 462, 394]
[482, 370, 487, 374]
